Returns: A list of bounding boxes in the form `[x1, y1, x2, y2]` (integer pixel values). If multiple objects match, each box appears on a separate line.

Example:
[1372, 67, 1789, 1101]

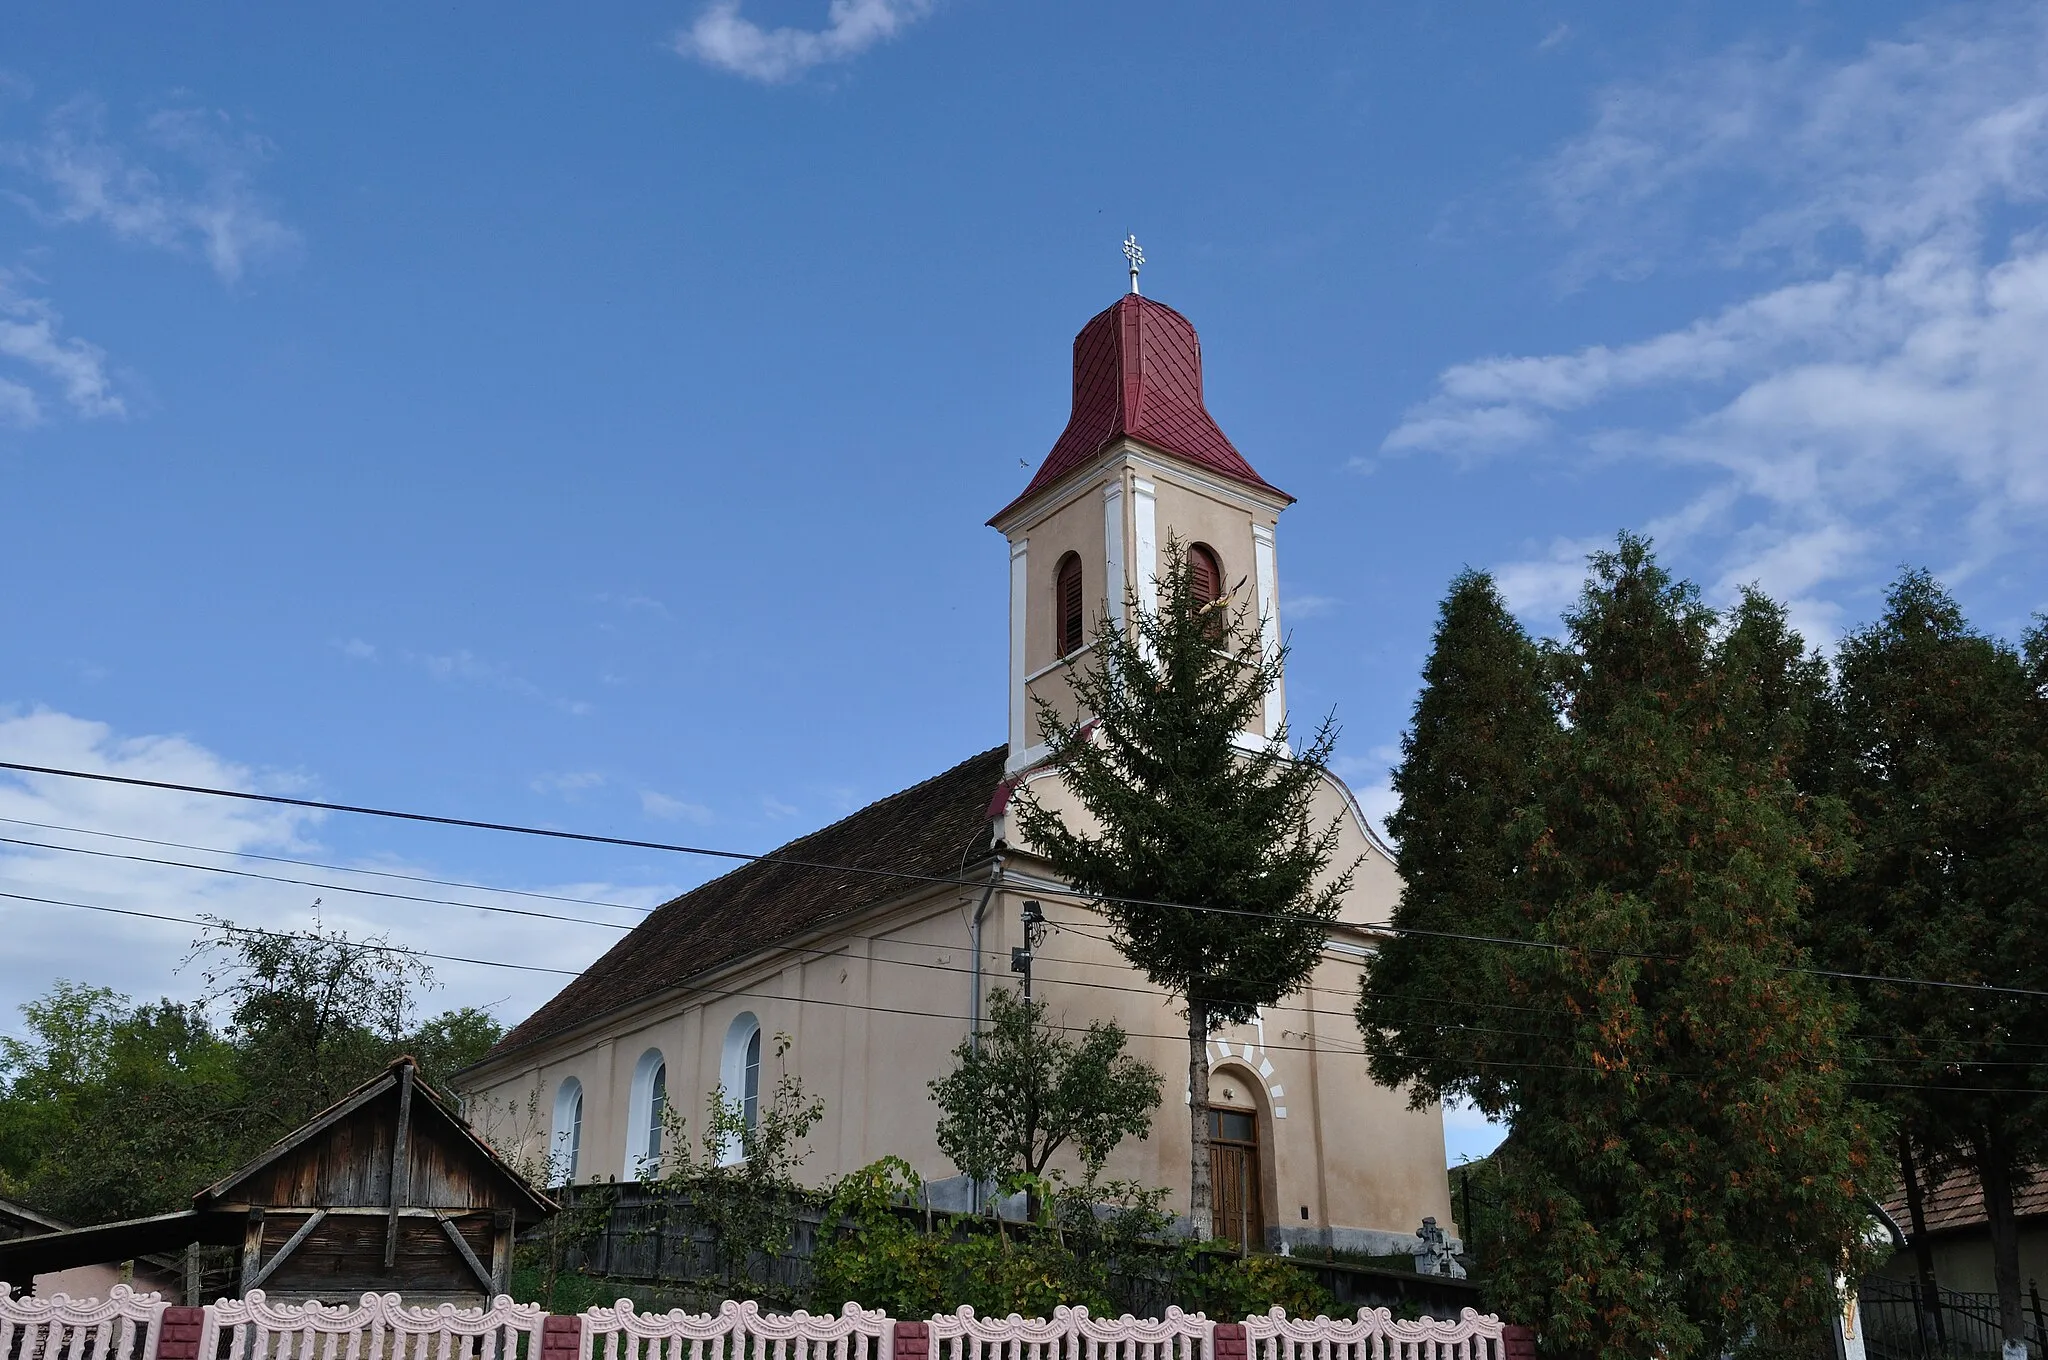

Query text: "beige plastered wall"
[460, 768, 1451, 1252]
[1009, 446, 1288, 742]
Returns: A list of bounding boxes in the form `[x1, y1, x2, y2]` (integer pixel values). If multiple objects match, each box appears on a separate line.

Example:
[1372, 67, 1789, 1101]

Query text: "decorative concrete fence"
[1, 1287, 1531, 1360]
[0, 1281, 168, 1360]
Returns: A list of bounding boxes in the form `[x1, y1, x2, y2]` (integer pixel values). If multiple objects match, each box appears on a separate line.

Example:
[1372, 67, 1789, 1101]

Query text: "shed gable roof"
[199, 1057, 554, 1220]
[487, 745, 1007, 1060]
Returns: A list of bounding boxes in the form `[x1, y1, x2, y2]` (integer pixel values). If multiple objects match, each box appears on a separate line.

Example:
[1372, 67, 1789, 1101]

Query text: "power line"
[0, 888, 583, 976]
[0, 832, 642, 931]
[7, 883, 2040, 1097]
[7, 757, 2048, 1001]
[0, 814, 662, 913]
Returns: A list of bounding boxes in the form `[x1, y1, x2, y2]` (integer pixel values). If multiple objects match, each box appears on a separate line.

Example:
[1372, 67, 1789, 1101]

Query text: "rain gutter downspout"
[966, 850, 1004, 1213]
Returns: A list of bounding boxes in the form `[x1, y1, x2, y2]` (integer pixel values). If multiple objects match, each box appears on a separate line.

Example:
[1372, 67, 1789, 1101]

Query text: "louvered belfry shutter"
[1057, 555, 1084, 655]
[1190, 544, 1221, 604]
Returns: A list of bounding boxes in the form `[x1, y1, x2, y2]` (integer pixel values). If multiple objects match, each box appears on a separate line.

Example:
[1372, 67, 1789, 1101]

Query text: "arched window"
[742, 1025, 763, 1132]
[1055, 553, 1085, 657]
[625, 1048, 667, 1179]
[1188, 543, 1223, 607]
[718, 1012, 764, 1165]
[550, 1076, 584, 1186]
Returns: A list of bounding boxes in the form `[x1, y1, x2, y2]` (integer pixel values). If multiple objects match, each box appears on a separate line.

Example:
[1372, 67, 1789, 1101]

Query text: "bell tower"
[989, 262, 1295, 774]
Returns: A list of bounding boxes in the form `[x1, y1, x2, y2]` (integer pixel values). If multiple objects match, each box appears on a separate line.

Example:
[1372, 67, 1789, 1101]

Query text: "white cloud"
[1390, 3, 2048, 628]
[640, 789, 713, 823]
[531, 770, 606, 796]
[676, 0, 936, 83]
[406, 647, 594, 717]
[1282, 592, 1343, 620]
[0, 279, 120, 424]
[1443, 1094, 1509, 1166]
[7, 96, 298, 284]
[0, 705, 669, 1039]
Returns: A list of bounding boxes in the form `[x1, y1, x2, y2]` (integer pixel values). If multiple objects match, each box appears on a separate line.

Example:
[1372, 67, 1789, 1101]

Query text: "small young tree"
[1012, 536, 1353, 1232]
[929, 986, 1163, 1203]
[652, 1032, 824, 1303]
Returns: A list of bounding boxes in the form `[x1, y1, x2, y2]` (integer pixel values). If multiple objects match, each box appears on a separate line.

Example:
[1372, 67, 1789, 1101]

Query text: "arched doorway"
[1208, 1100, 1264, 1251]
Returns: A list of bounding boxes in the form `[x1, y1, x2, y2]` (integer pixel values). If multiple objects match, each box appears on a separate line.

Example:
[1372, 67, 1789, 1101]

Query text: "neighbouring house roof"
[991, 294, 1288, 525]
[1879, 1163, 2048, 1240]
[483, 745, 1009, 1062]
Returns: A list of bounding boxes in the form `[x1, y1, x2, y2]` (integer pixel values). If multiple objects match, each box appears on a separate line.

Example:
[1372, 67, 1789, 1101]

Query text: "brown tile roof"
[1878, 1163, 2048, 1239]
[487, 746, 1007, 1060]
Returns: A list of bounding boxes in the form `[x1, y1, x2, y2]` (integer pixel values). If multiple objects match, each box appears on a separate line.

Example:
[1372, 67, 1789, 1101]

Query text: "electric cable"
[7, 757, 2048, 1002]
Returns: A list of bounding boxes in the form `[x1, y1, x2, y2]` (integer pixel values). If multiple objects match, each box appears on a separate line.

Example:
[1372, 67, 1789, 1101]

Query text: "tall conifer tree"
[1817, 570, 2048, 1348]
[1013, 536, 1353, 1234]
[1359, 570, 1554, 1113]
[1364, 537, 1883, 1360]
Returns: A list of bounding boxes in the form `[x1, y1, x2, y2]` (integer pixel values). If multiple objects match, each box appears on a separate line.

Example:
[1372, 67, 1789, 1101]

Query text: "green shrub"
[1182, 1252, 1338, 1321]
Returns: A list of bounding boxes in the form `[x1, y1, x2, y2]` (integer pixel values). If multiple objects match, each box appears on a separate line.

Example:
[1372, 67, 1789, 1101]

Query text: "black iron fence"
[1860, 1276, 2048, 1360]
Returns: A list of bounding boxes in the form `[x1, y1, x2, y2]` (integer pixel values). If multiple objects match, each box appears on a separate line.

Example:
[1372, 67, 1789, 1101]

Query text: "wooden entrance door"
[1208, 1107, 1263, 1251]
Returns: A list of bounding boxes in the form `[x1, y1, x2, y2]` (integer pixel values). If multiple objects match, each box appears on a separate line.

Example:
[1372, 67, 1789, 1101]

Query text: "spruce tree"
[1817, 570, 2048, 1349]
[1363, 537, 1884, 1360]
[1012, 535, 1353, 1234]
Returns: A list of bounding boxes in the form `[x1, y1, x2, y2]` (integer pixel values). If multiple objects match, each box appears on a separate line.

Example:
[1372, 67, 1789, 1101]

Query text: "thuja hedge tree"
[1814, 570, 2048, 1349]
[1361, 537, 1884, 1360]
[1013, 536, 1354, 1232]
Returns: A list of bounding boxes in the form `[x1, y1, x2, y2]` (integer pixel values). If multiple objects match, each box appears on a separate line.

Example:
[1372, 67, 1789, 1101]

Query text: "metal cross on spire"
[1123, 235, 1145, 295]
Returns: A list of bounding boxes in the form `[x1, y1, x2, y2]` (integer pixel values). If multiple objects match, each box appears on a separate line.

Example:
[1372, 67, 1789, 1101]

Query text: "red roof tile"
[991, 295, 1288, 524]
[1877, 1162, 2048, 1238]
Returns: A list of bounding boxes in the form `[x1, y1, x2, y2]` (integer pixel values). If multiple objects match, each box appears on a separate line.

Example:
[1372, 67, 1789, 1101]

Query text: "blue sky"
[3, 1, 2046, 1169]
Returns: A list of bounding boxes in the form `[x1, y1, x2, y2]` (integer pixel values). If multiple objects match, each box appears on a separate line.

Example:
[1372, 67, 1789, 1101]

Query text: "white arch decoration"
[716, 1012, 763, 1166]
[624, 1047, 667, 1180]
[551, 1075, 585, 1185]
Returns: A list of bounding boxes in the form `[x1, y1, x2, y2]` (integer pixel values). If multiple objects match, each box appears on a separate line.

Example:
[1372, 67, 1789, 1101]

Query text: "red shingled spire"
[991, 295, 1289, 524]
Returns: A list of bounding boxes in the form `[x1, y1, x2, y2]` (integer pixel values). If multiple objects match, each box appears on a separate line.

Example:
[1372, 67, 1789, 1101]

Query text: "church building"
[455, 265, 1455, 1256]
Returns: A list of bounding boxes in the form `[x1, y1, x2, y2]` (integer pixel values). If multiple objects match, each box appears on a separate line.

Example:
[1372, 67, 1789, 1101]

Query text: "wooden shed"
[0, 1057, 554, 1305]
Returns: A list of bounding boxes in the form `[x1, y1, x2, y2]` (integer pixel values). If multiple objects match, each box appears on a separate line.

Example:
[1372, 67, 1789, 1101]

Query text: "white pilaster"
[1101, 479, 1126, 627]
[1254, 523, 1283, 739]
[1009, 539, 1029, 757]
[1133, 478, 1158, 620]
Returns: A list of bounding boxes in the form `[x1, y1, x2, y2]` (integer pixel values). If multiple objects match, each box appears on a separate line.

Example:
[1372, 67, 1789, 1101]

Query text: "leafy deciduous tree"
[929, 986, 1163, 1197]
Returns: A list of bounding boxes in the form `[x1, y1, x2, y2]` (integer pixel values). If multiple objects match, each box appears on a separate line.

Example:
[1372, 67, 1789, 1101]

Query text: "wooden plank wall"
[250, 1211, 500, 1302]
[232, 1104, 525, 1212]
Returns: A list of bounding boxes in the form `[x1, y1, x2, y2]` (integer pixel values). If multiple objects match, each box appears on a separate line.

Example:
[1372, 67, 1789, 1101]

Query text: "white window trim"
[624, 1047, 666, 1181]
[716, 1012, 762, 1166]
[550, 1076, 584, 1187]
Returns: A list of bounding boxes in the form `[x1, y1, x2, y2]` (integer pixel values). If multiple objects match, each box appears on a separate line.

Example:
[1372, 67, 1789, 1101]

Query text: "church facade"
[455, 282, 1455, 1257]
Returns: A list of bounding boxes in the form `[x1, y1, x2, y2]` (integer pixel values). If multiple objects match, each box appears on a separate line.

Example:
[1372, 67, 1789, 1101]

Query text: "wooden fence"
[0, 1287, 1531, 1360]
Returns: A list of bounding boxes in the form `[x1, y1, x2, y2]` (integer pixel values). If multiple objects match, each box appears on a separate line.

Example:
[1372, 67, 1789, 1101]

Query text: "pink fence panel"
[579, 1299, 891, 1360]
[1241, 1308, 1505, 1360]
[926, 1306, 1214, 1360]
[0, 1284, 169, 1360]
[197, 1291, 546, 1360]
